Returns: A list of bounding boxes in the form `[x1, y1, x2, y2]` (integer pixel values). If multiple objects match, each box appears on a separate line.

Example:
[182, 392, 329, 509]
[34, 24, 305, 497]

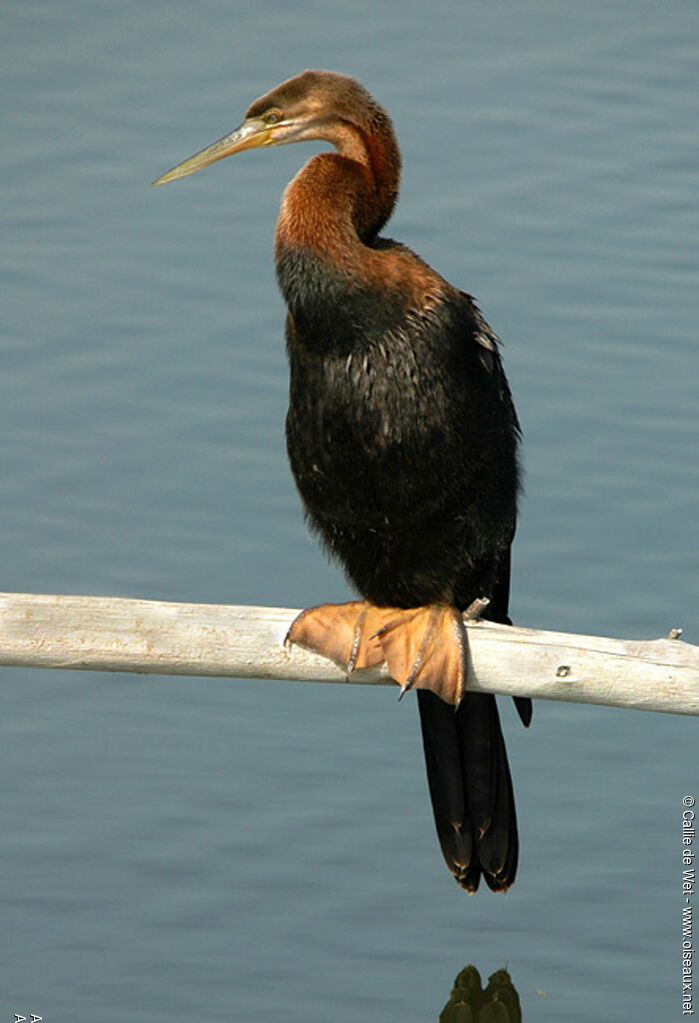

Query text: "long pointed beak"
[151, 117, 273, 186]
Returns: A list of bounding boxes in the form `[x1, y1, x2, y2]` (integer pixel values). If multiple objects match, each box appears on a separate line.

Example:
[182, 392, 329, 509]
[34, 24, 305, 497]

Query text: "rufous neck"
[275, 121, 400, 259]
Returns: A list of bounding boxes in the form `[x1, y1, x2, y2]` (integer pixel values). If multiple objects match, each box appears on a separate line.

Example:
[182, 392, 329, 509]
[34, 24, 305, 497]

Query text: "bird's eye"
[264, 109, 282, 125]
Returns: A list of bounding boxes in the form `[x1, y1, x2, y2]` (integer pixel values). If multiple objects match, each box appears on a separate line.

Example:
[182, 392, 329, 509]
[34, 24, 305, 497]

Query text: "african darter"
[153, 70, 531, 892]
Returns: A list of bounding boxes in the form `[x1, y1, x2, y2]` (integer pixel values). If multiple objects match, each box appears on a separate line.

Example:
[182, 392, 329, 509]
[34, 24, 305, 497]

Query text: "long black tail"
[418, 550, 530, 893]
[417, 689, 518, 892]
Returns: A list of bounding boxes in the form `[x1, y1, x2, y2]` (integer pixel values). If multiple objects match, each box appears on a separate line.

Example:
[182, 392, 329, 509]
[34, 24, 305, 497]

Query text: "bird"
[153, 70, 531, 893]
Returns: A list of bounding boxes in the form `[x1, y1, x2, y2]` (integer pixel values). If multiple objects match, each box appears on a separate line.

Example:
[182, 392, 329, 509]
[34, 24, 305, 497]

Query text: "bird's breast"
[285, 325, 466, 534]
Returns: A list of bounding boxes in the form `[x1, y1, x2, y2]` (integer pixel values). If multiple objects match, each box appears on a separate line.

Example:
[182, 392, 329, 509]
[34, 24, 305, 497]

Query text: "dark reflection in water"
[439, 965, 522, 1022]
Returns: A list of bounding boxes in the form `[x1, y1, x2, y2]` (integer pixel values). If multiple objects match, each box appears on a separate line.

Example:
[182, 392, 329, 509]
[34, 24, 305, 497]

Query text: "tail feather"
[514, 695, 532, 728]
[418, 689, 518, 893]
[474, 698, 518, 890]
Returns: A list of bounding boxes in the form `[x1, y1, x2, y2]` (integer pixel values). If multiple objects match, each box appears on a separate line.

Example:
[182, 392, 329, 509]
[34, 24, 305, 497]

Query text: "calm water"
[3, 2, 698, 1020]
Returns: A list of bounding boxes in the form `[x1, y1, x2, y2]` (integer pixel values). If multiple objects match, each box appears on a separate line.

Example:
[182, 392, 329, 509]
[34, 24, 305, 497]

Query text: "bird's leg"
[286, 601, 469, 706]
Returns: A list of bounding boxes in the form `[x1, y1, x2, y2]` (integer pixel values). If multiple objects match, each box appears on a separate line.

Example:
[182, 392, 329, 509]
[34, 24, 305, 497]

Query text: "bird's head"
[152, 70, 388, 186]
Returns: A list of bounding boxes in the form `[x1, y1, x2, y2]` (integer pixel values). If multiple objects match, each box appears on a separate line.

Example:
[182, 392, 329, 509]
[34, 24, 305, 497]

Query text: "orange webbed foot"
[286, 600, 469, 706]
[285, 600, 386, 673]
[373, 604, 468, 706]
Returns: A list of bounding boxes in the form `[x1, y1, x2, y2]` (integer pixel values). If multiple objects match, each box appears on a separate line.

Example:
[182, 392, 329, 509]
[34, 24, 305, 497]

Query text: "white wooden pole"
[0, 591, 695, 716]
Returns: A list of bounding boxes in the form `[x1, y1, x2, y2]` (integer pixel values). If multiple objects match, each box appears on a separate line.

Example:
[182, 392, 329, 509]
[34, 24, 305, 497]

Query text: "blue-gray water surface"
[2, 2, 698, 1020]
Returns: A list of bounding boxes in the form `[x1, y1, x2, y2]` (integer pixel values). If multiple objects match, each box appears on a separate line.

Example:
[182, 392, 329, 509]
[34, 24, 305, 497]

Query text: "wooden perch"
[0, 591, 695, 716]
